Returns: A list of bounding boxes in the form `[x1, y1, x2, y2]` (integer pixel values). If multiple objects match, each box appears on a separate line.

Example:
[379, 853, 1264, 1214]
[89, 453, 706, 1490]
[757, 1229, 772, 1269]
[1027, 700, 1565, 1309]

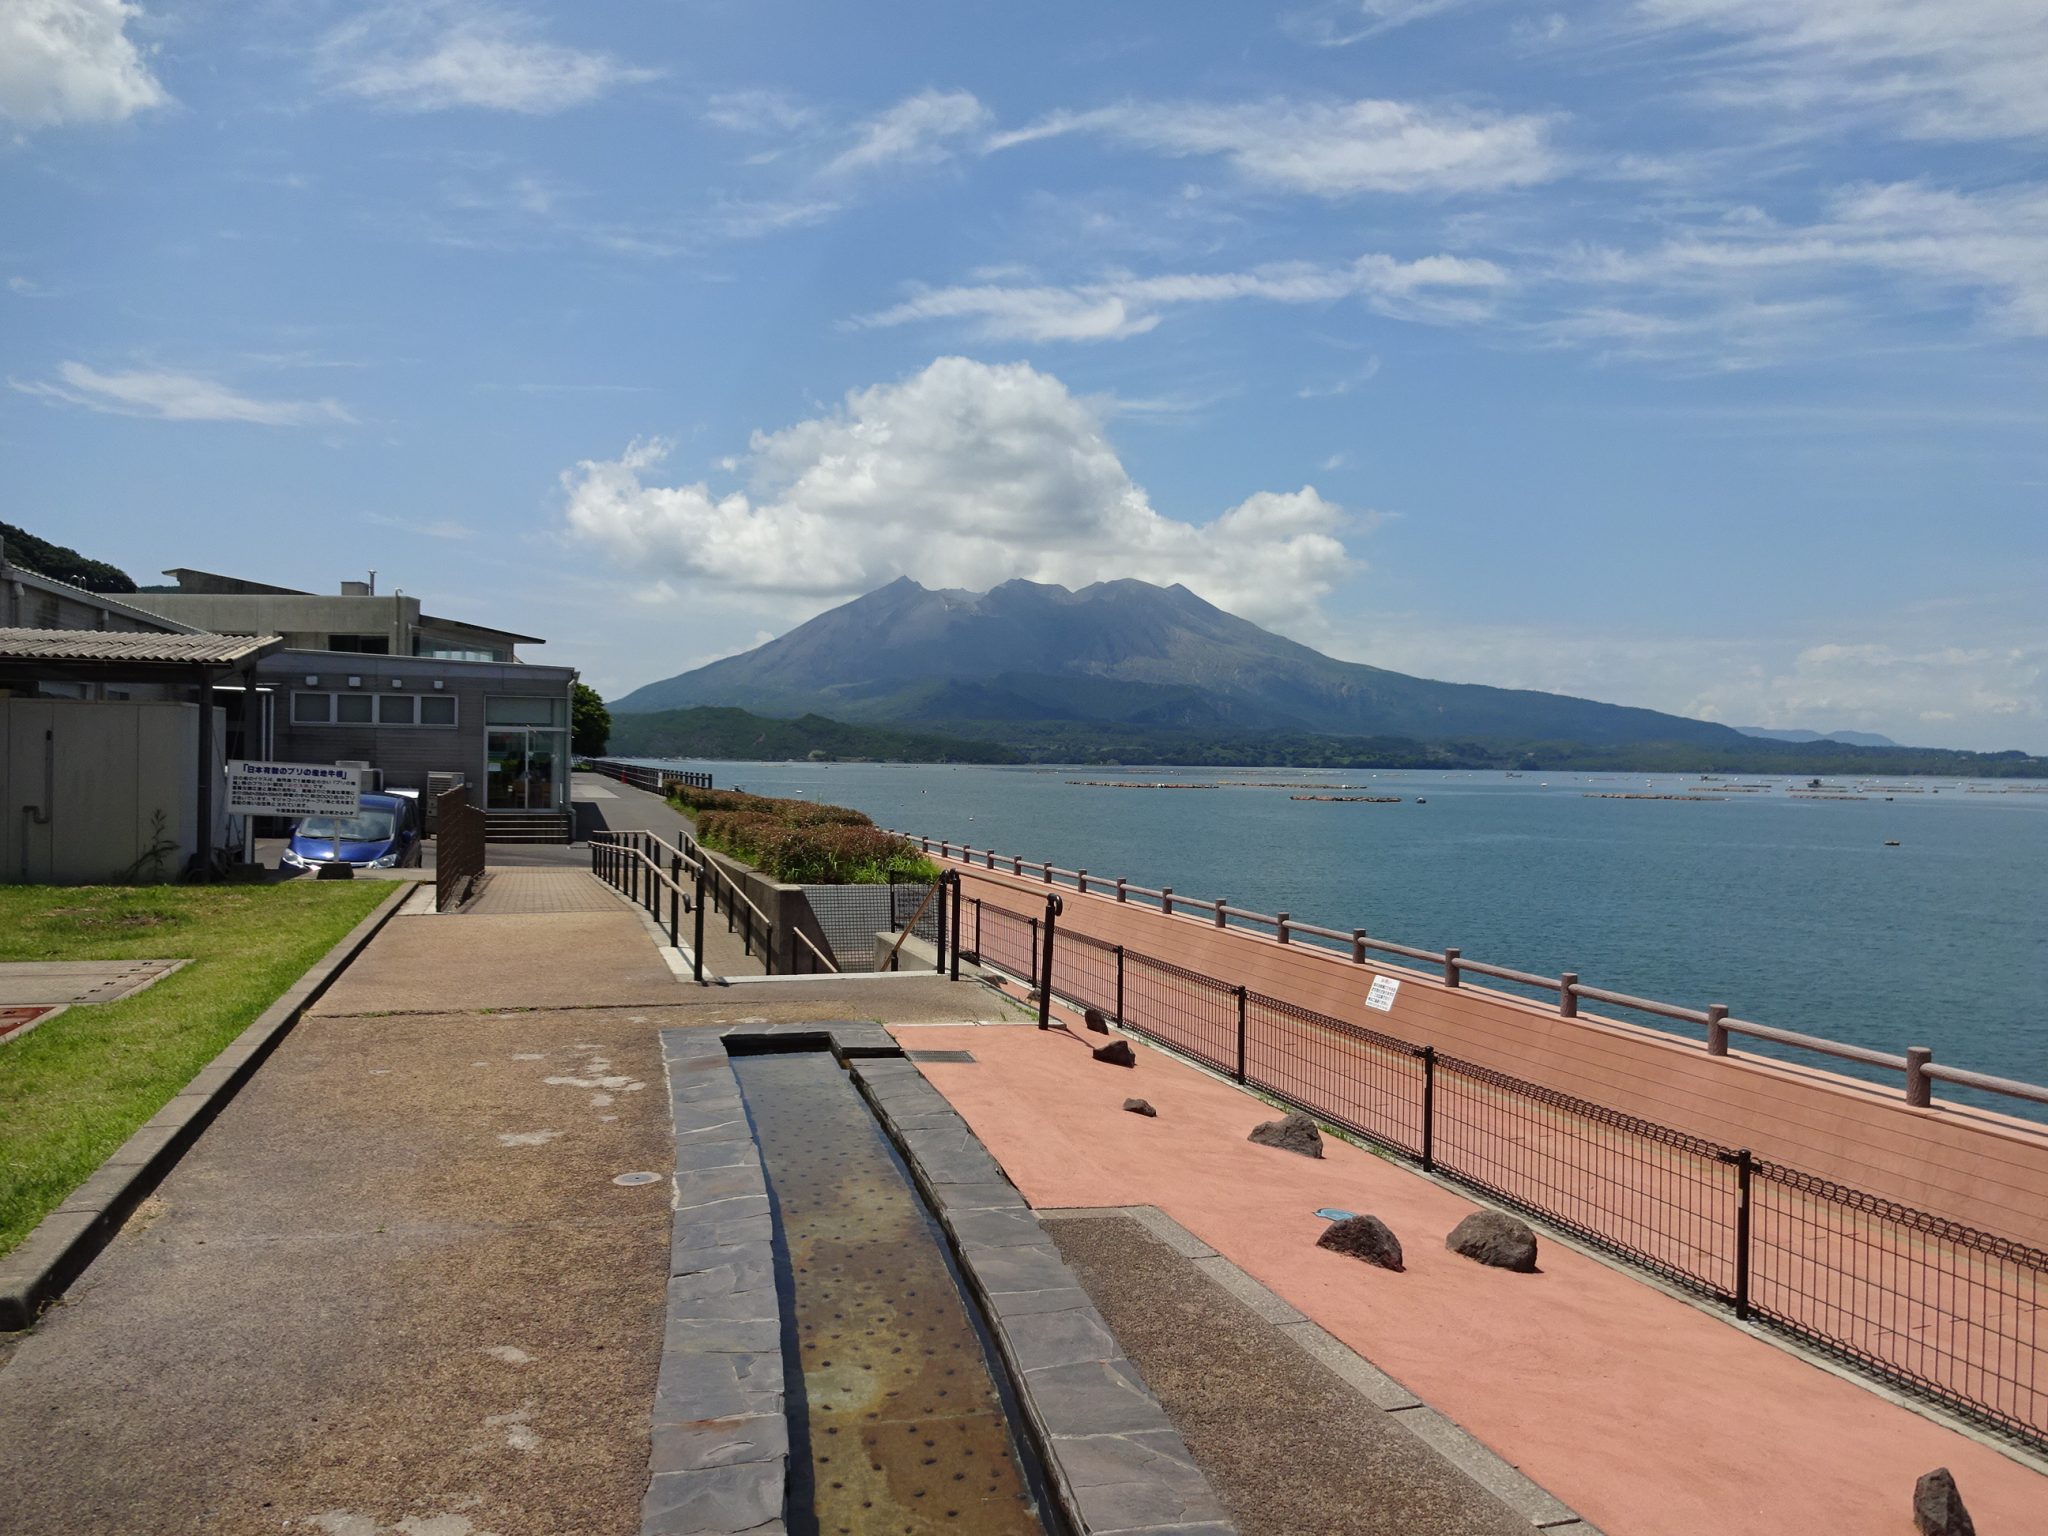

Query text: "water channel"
[732, 1049, 1055, 1536]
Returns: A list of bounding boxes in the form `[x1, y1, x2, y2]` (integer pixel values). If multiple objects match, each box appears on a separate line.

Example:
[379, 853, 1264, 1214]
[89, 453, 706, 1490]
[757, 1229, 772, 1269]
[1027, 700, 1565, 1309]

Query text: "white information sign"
[1365, 974, 1401, 1013]
[225, 760, 363, 819]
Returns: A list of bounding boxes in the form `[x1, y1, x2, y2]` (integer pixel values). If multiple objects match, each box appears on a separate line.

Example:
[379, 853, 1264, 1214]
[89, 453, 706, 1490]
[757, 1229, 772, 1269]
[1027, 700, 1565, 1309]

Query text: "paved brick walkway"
[464, 870, 623, 915]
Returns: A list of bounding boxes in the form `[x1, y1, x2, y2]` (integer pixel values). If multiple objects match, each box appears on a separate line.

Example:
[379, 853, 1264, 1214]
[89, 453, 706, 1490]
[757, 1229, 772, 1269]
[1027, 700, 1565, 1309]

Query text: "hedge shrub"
[674, 787, 936, 885]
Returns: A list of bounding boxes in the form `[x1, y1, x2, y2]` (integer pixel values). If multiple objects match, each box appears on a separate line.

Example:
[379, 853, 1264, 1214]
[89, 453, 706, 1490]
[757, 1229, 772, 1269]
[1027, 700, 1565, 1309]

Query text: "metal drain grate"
[906, 1050, 978, 1064]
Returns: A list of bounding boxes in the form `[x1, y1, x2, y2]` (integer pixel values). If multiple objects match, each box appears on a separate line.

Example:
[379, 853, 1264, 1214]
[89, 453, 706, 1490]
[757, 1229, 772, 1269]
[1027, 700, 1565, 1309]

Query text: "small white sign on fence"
[1365, 974, 1401, 1013]
[225, 760, 364, 819]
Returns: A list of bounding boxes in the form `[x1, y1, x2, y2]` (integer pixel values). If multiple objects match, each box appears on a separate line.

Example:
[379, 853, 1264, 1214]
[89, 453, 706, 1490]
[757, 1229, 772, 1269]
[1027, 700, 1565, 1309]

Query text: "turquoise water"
[634, 760, 2048, 1115]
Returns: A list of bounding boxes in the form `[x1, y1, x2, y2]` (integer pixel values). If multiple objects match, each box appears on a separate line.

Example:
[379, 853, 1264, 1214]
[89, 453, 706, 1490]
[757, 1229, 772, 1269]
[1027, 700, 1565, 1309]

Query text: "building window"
[484, 695, 563, 726]
[327, 635, 391, 654]
[416, 642, 503, 662]
[290, 690, 456, 727]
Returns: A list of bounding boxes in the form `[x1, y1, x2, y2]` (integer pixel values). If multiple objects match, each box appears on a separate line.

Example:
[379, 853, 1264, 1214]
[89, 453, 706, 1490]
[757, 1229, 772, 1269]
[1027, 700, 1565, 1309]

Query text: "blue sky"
[4, 0, 2045, 750]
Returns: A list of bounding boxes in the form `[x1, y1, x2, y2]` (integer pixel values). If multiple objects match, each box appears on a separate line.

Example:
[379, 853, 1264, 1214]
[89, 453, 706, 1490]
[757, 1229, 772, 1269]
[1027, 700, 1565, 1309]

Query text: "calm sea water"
[629, 759, 2048, 1117]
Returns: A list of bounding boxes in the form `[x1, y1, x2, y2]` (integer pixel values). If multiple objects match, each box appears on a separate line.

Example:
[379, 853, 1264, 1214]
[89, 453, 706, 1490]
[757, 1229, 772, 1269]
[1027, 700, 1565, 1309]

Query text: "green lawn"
[0, 880, 393, 1256]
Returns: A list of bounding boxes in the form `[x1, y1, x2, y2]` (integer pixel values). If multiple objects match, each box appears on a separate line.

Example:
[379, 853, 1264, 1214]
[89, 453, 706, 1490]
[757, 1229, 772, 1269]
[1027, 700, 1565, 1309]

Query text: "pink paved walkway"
[894, 1016, 2046, 1536]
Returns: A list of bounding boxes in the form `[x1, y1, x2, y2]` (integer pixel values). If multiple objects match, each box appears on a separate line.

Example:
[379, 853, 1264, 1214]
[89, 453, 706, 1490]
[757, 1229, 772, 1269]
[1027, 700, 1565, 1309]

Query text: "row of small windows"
[291, 691, 457, 727]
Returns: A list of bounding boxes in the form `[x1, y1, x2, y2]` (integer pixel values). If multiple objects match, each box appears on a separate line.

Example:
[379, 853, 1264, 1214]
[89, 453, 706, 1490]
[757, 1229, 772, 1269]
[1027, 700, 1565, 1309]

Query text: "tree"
[1, 521, 137, 593]
[572, 683, 612, 757]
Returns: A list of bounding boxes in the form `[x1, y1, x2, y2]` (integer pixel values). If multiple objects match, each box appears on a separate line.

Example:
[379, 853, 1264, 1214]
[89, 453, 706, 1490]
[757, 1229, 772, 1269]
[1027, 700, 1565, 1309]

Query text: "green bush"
[677, 788, 935, 884]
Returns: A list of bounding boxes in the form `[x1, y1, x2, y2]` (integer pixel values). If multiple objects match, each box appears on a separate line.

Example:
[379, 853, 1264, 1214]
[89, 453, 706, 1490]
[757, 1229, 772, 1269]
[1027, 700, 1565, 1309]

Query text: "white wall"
[1, 699, 219, 883]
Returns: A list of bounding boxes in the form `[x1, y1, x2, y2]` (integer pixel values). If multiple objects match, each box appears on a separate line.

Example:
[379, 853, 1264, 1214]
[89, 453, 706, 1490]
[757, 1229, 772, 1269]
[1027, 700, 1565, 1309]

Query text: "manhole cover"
[1315, 1208, 1357, 1222]
[613, 1171, 662, 1187]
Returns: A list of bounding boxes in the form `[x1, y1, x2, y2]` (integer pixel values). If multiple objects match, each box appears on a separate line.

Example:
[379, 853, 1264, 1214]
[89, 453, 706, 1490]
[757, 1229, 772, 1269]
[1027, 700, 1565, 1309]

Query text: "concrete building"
[126, 567, 577, 839]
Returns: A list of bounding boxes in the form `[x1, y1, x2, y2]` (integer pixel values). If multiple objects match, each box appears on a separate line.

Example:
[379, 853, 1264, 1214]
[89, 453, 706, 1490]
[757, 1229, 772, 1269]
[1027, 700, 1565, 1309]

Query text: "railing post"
[1115, 877, 1126, 903]
[1731, 1148, 1754, 1318]
[1214, 899, 1227, 929]
[1161, 886, 1173, 916]
[1905, 1046, 1933, 1107]
[1276, 912, 1290, 945]
[1351, 928, 1366, 963]
[1029, 917, 1039, 987]
[1077, 869, 1087, 895]
[1706, 1004, 1730, 1056]
[1013, 855, 1022, 876]
[935, 873, 949, 976]
[693, 863, 706, 983]
[1417, 1046, 1436, 1171]
[1559, 973, 1578, 1018]
[1442, 947, 1460, 987]
[973, 897, 981, 960]
[1043, 861, 1052, 884]
[949, 875, 963, 983]
[1235, 985, 1248, 1084]
[669, 874, 679, 948]
[1037, 894, 1062, 1030]
[1114, 944, 1125, 1025]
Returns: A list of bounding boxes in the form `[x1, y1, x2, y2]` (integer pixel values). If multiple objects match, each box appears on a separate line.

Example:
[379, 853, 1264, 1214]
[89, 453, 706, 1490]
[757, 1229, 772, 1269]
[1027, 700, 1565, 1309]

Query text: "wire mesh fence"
[958, 890, 2048, 1451]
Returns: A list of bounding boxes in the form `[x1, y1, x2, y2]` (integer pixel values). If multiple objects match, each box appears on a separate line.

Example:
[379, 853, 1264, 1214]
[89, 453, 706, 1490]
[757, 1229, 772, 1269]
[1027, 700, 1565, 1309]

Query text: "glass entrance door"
[486, 728, 562, 810]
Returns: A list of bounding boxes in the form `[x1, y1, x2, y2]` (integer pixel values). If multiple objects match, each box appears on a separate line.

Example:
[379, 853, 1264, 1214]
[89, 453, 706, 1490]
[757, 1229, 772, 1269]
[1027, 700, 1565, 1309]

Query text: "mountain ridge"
[615, 576, 1756, 749]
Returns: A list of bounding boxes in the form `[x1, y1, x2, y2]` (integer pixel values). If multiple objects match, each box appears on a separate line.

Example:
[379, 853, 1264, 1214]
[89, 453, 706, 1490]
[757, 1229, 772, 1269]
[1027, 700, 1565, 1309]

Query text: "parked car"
[283, 790, 422, 871]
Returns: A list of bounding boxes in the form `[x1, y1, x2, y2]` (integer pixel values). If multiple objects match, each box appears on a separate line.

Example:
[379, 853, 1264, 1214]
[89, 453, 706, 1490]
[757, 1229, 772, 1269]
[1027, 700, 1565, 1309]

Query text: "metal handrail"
[900, 827, 2048, 1122]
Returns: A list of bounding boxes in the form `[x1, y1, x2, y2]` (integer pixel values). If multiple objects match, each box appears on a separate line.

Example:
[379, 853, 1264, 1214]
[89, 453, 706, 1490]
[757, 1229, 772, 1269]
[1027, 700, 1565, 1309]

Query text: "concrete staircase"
[483, 808, 572, 844]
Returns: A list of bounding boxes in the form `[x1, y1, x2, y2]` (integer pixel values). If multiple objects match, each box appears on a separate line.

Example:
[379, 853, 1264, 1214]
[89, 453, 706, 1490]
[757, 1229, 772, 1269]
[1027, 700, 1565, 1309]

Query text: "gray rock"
[1093, 1039, 1136, 1067]
[1317, 1214, 1404, 1271]
[1248, 1111, 1323, 1159]
[1084, 1007, 1111, 1033]
[1123, 1098, 1157, 1117]
[1913, 1469, 1975, 1536]
[1446, 1210, 1539, 1273]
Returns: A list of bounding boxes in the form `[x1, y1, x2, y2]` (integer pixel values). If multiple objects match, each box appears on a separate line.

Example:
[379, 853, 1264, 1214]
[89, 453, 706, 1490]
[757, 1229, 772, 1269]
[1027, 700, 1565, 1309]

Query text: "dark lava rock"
[1084, 1008, 1111, 1033]
[1445, 1210, 1539, 1273]
[1913, 1469, 1975, 1536]
[1247, 1112, 1324, 1159]
[1316, 1215, 1404, 1271]
[1092, 1039, 1136, 1067]
[1123, 1097, 1157, 1117]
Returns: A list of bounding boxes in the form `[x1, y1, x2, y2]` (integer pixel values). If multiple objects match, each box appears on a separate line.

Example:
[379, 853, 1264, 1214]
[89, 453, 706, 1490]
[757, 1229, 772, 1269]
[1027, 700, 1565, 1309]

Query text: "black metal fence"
[963, 895, 2048, 1452]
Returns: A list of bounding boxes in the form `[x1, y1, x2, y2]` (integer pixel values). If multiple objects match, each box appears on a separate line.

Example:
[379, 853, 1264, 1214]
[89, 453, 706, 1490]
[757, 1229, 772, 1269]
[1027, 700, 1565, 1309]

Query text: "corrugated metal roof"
[0, 628, 283, 665]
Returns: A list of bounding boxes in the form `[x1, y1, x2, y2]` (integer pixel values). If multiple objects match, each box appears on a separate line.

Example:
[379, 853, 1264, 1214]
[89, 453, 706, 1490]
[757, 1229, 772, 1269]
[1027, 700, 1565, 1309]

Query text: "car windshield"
[298, 811, 396, 842]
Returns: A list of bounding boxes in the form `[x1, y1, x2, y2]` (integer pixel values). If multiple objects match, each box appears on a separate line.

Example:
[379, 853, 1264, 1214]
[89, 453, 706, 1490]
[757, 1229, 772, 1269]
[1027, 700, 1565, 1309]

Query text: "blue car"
[283, 790, 422, 871]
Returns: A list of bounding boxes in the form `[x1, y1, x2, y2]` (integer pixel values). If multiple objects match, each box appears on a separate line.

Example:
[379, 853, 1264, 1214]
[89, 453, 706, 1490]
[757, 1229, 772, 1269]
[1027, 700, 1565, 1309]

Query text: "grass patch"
[0, 880, 393, 1256]
[669, 786, 939, 885]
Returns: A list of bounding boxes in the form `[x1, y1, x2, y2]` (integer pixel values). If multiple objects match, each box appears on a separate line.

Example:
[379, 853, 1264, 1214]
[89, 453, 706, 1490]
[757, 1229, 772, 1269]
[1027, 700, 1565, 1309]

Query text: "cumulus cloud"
[10, 361, 355, 425]
[988, 96, 1559, 196]
[1635, 0, 2048, 142]
[317, 1, 653, 114]
[0, 0, 168, 128]
[821, 89, 990, 178]
[856, 255, 1509, 342]
[561, 357, 1358, 629]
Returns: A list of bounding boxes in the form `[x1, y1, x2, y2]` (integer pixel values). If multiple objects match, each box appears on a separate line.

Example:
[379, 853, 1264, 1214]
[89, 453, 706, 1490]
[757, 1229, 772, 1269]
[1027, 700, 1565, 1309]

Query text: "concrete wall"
[256, 650, 574, 798]
[0, 699, 217, 883]
[949, 860, 2048, 1249]
[130, 592, 421, 654]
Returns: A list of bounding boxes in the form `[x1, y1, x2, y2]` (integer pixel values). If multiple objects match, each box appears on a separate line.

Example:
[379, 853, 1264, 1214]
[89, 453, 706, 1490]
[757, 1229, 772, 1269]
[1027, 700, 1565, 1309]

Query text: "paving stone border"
[0, 882, 414, 1332]
[1037, 1203, 1605, 1535]
[666, 1020, 1236, 1536]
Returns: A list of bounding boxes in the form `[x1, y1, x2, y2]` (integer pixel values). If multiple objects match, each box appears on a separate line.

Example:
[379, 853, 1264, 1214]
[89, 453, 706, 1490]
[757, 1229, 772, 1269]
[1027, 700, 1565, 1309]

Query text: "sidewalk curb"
[0, 881, 413, 1331]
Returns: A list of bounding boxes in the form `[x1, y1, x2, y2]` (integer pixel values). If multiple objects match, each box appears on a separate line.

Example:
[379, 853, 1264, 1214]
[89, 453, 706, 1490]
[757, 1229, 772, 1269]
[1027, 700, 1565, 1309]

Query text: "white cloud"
[10, 362, 355, 425]
[317, 1, 653, 114]
[856, 255, 1508, 343]
[0, 0, 168, 128]
[1636, 0, 2048, 142]
[1562, 181, 2048, 351]
[1299, 358, 1383, 397]
[561, 356, 1358, 630]
[1283, 0, 1489, 48]
[821, 89, 990, 178]
[703, 88, 817, 135]
[988, 96, 1559, 196]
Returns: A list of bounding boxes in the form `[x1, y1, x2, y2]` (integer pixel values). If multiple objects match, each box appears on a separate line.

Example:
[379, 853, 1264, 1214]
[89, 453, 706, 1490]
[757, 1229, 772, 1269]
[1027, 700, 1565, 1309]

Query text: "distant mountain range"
[1737, 727, 1901, 749]
[616, 577, 1754, 746]
[611, 578, 2044, 776]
